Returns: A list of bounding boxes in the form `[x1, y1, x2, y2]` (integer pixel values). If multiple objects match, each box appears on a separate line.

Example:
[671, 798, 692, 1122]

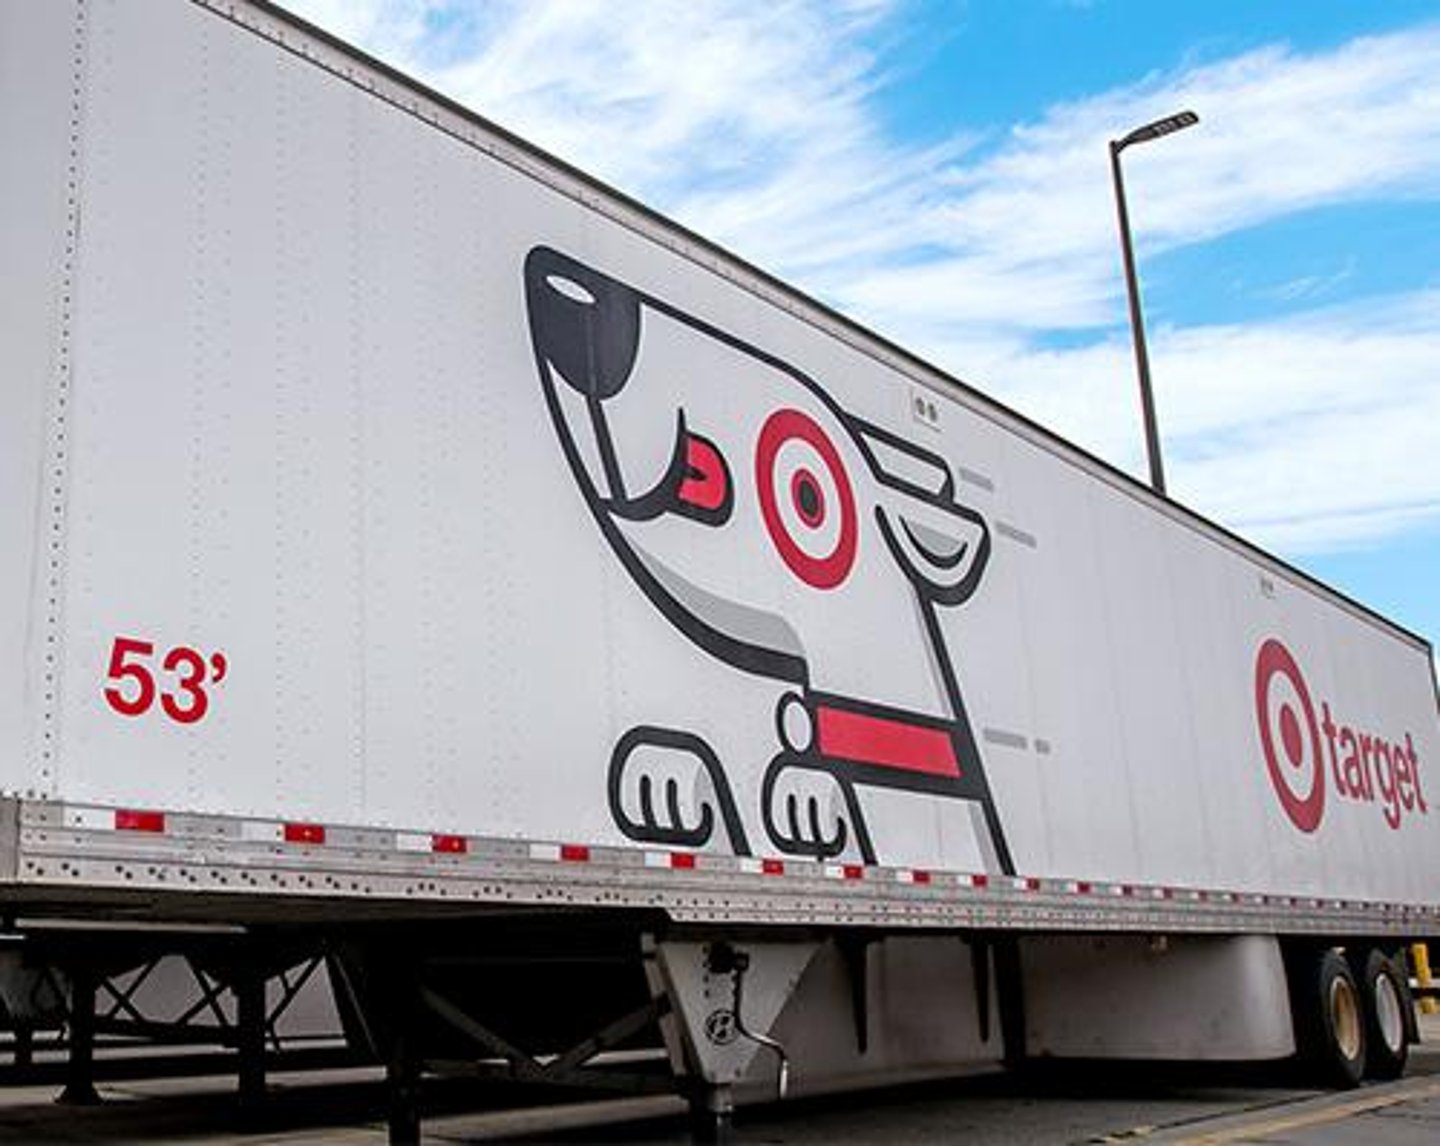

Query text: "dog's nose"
[524, 247, 641, 400]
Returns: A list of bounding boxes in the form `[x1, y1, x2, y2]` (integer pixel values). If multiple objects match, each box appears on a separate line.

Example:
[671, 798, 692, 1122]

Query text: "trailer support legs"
[838, 933, 871, 1054]
[236, 962, 267, 1123]
[689, 1081, 734, 1145]
[993, 936, 1026, 1070]
[57, 965, 99, 1106]
[386, 1036, 420, 1146]
[12, 1021, 34, 1071]
[386, 961, 422, 1146]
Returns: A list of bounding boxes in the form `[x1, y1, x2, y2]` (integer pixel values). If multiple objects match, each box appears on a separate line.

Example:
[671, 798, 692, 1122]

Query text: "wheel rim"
[1375, 973, 1405, 1053]
[1330, 976, 1363, 1062]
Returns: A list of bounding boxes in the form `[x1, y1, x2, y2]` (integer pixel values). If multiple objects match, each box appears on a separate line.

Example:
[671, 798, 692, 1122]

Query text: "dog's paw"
[608, 727, 748, 853]
[761, 756, 857, 861]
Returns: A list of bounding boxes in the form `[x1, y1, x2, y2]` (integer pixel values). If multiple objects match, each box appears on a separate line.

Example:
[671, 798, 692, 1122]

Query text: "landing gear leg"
[235, 961, 267, 1126]
[386, 960, 422, 1146]
[13, 1021, 34, 1071]
[57, 965, 100, 1106]
[689, 1081, 734, 1145]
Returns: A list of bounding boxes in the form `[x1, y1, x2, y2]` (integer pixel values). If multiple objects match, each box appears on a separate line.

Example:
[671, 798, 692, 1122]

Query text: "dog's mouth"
[595, 410, 732, 528]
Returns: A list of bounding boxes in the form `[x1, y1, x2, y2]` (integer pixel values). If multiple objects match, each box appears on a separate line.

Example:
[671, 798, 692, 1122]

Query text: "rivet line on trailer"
[34, 803, 1438, 921]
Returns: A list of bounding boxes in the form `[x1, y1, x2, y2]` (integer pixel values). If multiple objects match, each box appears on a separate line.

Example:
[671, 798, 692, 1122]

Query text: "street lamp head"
[1113, 110, 1199, 153]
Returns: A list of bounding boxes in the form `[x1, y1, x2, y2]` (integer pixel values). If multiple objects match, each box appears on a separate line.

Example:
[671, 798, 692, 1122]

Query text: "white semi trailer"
[2, 1, 1438, 1140]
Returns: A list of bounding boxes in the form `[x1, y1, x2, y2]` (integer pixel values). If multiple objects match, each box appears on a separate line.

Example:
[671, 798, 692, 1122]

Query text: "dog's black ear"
[525, 247, 641, 400]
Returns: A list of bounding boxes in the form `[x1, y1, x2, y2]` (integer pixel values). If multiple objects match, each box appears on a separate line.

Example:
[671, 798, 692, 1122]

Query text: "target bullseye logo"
[756, 409, 858, 590]
[1253, 637, 1428, 834]
[1254, 638, 1325, 833]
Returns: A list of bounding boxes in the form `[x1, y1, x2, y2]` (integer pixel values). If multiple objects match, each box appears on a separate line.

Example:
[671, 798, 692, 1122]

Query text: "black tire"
[1353, 949, 1410, 1080]
[1290, 946, 1366, 1088]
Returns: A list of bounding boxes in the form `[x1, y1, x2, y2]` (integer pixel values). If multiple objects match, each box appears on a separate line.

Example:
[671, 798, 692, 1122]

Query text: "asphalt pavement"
[3, 1016, 1440, 1143]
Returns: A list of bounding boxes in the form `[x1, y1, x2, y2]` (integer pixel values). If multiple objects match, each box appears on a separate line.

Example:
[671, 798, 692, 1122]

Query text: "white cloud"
[832, 27, 1440, 339]
[981, 297, 1440, 553]
[284, 1, 1440, 559]
[372, 0, 901, 203]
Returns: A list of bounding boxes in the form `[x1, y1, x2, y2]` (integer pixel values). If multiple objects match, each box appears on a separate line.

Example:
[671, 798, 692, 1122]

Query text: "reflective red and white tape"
[46, 803, 1439, 919]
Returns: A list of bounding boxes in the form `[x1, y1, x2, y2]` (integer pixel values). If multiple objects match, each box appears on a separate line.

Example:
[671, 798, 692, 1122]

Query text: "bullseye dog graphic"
[524, 246, 1014, 873]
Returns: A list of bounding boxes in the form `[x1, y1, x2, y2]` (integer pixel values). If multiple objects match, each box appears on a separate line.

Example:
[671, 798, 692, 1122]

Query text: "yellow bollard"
[1413, 943, 1438, 1015]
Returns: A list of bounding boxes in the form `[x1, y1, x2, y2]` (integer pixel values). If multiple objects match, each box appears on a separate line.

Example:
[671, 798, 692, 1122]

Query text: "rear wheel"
[1290, 946, 1366, 1088]
[1353, 949, 1410, 1080]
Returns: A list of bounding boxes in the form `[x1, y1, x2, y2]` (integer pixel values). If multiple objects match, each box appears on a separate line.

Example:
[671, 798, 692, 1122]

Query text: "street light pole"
[1109, 109, 1198, 497]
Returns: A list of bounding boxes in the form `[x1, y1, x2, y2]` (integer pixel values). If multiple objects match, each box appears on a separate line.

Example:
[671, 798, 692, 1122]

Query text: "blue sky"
[291, 0, 1440, 654]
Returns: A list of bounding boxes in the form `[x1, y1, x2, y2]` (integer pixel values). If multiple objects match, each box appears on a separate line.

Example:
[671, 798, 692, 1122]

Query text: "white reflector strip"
[64, 807, 111, 830]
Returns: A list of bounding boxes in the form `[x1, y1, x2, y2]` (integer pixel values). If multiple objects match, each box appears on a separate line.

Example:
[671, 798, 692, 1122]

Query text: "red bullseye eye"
[755, 409, 858, 590]
[1279, 705, 1303, 766]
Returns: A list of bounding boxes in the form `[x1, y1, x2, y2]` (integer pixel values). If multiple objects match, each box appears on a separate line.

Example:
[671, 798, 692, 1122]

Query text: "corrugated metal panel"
[0, 0, 1434, 922]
